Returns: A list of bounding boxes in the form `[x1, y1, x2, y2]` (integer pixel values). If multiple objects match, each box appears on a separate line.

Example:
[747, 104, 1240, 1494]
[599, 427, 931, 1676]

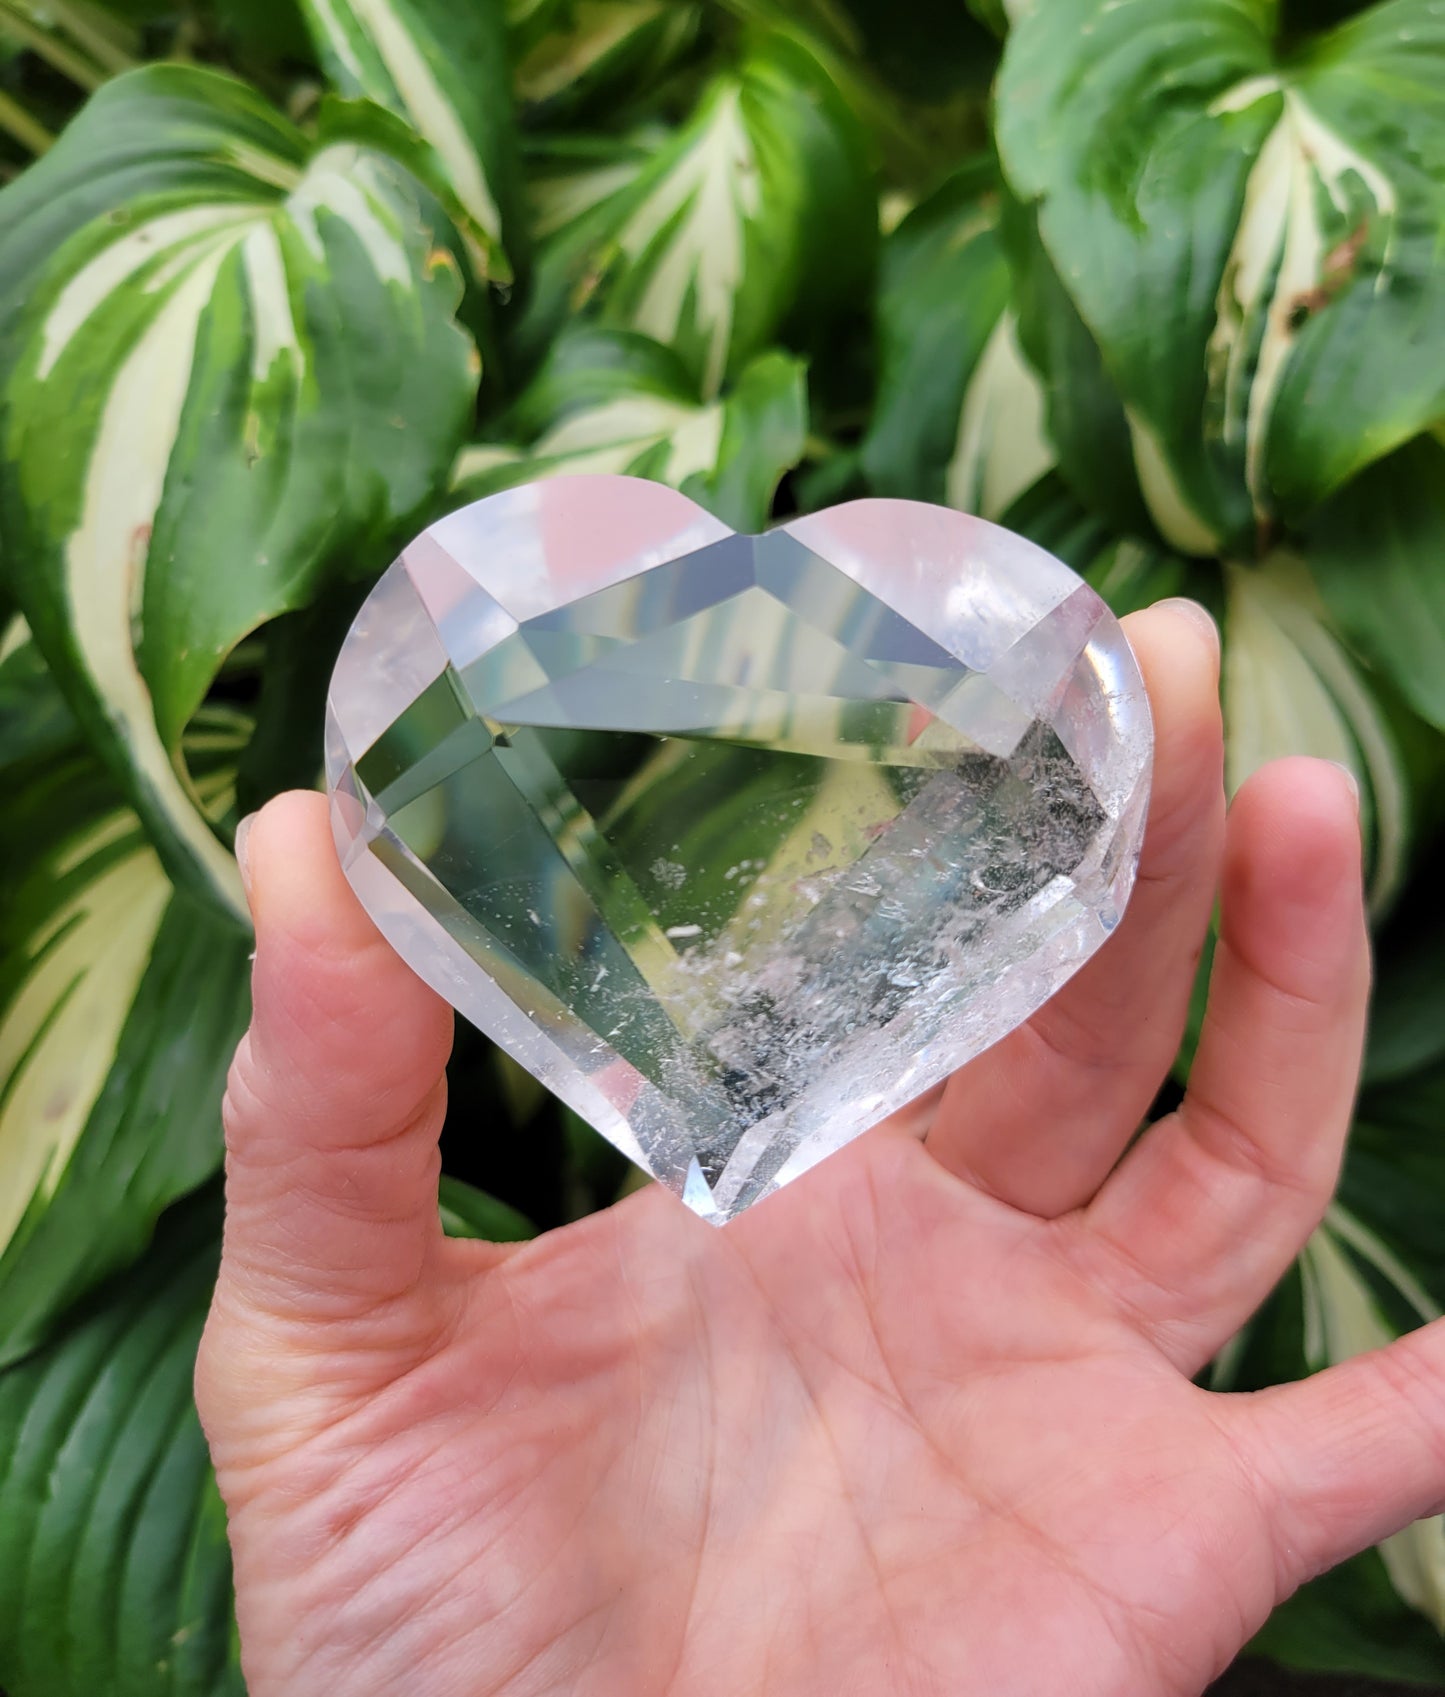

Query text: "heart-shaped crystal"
[325, 477, 1152, 1224]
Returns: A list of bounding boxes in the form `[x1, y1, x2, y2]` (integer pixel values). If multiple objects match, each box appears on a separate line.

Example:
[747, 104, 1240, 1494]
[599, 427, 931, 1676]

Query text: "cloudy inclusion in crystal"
[326, 478, 1152, 1224]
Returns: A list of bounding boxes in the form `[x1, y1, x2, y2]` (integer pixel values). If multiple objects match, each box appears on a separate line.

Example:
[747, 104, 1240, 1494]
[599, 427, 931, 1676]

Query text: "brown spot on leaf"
[1287, 288, 1330, 330]
[1287, 219, 1372, 330]
[1323, 220, 1370, 286]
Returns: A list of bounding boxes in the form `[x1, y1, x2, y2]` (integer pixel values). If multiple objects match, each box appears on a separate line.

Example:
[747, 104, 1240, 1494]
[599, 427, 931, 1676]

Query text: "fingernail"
[1158, 597, 1220, 663]
[1328, 761, 1361, 816]
[234, 812, 258, 899]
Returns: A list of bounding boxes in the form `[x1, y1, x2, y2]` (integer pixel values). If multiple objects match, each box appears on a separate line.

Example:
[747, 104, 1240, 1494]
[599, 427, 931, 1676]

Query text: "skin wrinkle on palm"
[192, 601, 1445, 1697]
[4, 2, 1444, 1688]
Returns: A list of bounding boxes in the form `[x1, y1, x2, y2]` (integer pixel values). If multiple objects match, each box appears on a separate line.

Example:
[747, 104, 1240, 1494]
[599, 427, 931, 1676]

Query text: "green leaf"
[1298, 1205, 1445, 1631]
[699, 349, 811, 534]
[861, 159, 1054, 519]
[508, 128, 658, 374]
[1341, 1114, 1445, 1303]
[965, 0, 1012, 37]
[1222, 554, 1409, 913]
[208, 0, 316, 66]
[493, 1048, 548, 1124]
[0, 65, 477, 912]
[0, 714, 251, 1366]
[1084, 536, 1191, 620]
[526, 32, 876, 397]
[509, 0, 704, 119]
[298, 0, 522, 280]
[1238, 1067, 1445, 1697]
[0, 617, 79, 774]
[996, 0, 1445, 553]
[1363, 890, 1445, 1086]
[1000, 198, 1154, 540]
[525, 131, 661, 248]
[438, 1174, 536, 1242]
[454, 325, 807, 531]
[1306, 433, 1445, 735]
[1251, 1549, 1445, 1685]
[823, 0, 998, 100]
[0, 0, 137, 91]
[992, 470, 1112, 574]
[0, 1187, 240, 1697]
[561, 1103, 631, 1218]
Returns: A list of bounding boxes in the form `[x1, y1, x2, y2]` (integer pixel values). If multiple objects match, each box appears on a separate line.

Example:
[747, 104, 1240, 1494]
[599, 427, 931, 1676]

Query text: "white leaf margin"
[1206, 75, 1397, 519]
[0, 754, 238, 1264]
[1222, 555, 1407, 913]
[513, 0, 694, 108]
[944, 307, 1055, 523]
[303, 0, 506, 269]
[12, 139, 428, 917]
[1301, 1204, 1445, 1631]
[454, 390, 725, 489]
[611, 79, 763, 397]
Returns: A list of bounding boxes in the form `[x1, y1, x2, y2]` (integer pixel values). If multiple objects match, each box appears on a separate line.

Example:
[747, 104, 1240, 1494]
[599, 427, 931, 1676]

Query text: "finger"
[216, 790, 456, 1327]
[1076, 758, 1369, 1372]
[924, 599, 1224, 1215]
[1230, 1318, 1445, 1597]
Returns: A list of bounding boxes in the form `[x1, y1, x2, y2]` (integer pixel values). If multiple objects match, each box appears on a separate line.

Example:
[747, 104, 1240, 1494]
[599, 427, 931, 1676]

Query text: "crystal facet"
[325, 477, 1152, 1224]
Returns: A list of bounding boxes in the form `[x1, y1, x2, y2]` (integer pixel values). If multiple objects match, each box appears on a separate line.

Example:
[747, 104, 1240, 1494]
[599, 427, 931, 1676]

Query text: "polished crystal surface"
[326, 477, 1152, 1224]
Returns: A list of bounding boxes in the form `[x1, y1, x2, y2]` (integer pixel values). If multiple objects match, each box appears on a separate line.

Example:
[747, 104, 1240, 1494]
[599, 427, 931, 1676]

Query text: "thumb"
[215, 790, 454, 1331]
[1234, 1317, 1445, 1596]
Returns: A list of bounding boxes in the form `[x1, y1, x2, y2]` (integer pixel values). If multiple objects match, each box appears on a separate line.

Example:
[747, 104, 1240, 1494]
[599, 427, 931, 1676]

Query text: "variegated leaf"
[0, 614, 77, 771]
[991, 471, 1112, 575]
[1083, 536, 1191, 620]
[1300, 1205, 1445, 1631]
[1002, 199, 1156, 541]
[862, 161, 1055, 520]
[944, 311, 1053, 521]
[525, 32, 876, 397]
[455, 325, 807, 531]
[0, 66, 477, 912]
[1222, 554, 1408, 912]
[438, 1174, 536, 1242]
[0, 0, 138, 91]
[1307, 433, 1445, 736]
[966, 0, 1013, 32]
[997, 0, 1445, 553]
[526, 130, 661, 243]
[0, 681, 251, 1365]
[508, 0, 703, 116]
[0, 1187, 243, 1697]
[511, 129, 657, 369]
[299, 0, 522, 279]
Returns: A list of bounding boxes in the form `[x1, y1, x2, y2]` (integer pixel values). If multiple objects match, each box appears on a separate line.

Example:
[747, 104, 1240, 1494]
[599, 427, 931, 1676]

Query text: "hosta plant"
[1, 0, 1444, 1690]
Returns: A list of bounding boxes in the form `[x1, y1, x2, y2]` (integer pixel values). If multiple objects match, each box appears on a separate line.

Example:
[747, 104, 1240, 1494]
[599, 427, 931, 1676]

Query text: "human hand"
[197, 600, 1442, 1697]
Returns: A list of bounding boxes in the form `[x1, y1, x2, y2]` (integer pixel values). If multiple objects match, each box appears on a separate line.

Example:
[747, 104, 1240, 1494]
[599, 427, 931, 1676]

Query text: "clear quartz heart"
[325, 476, 1152, 1224]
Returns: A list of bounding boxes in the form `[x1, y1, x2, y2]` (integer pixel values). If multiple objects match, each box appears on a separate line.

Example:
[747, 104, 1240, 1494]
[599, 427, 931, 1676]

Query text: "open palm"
[198, 604, 1445, 1697]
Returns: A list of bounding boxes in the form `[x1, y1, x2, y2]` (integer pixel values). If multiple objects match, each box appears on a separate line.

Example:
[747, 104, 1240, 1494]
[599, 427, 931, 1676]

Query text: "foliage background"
[1, 0, 1444, 1690]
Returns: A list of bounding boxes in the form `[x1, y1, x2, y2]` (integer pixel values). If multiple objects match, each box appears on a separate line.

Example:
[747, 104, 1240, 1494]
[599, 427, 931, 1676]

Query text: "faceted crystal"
[326, 477, 1152, 1224]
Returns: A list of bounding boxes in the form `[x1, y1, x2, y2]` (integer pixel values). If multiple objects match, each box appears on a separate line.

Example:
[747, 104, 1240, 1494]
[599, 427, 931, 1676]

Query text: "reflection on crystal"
[327, 477, 1152, 1224]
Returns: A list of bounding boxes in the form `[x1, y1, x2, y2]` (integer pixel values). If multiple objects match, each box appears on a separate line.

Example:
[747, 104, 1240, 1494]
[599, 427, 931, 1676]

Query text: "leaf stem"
[0, 4, 102, 89]
[34, 0, 136, 74]
[0, 86, 52, 153]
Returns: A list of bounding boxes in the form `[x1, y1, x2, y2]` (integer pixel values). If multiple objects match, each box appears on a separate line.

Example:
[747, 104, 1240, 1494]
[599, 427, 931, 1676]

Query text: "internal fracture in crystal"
[326, 477, 1152, 1224]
